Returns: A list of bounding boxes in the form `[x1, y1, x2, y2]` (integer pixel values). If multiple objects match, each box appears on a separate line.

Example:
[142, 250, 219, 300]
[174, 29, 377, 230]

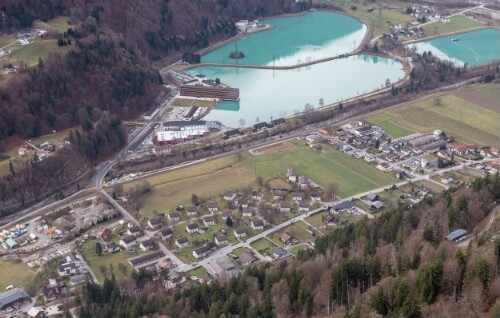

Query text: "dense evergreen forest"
[0, 0, 302, 215]
[75, 174, 500, 318]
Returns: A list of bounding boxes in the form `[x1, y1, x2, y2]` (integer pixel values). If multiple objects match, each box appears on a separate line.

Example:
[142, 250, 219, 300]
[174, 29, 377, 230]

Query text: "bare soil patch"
[455, 90, 500, 114]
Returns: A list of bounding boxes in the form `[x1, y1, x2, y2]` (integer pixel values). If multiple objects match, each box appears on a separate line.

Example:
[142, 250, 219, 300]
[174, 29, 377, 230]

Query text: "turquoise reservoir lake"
[187, 11, 404, 128]
[409, 28, 500, 66]
[201, 11, 366, 66]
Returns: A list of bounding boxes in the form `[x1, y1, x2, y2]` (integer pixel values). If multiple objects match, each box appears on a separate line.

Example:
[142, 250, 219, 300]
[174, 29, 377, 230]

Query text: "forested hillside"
[0, 0, 301, 215]
[75, 174, 500, 318]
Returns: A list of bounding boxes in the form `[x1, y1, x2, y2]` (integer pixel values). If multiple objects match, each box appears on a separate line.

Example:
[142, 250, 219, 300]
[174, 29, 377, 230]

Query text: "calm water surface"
[188, 11, 405, 127]
[409, 28, 500, 66]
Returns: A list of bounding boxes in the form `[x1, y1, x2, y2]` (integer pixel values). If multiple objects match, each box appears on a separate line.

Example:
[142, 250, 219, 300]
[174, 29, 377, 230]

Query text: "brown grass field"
[251, 141, 297, 156]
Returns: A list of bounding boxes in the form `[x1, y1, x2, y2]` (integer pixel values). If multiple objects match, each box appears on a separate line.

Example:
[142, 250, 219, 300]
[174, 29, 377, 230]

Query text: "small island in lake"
[229, 51, 245, 59]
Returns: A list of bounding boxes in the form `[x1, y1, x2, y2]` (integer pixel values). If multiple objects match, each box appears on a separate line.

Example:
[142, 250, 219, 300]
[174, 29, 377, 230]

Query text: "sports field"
[245, 142, 397, 197]
[423, 15, 482, 36]
[367, 84, 500, 147]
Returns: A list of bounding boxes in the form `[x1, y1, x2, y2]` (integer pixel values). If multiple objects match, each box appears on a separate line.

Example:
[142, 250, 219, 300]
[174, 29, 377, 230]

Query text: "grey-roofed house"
[287, 168, 297, 182]
[251, 220, 264, 230]
[272, 247, 288, 259]
[160, 228, 173, 240]
[370, 201, 384, 211]
[331, 200, 354, 212]
[207, 203, 219, 212]
[242, 207, 254, 217]
[186, 223, 199, 234]
[234, 228, 247, 238]
[175, 237, 189, 248]
[252, 191, 264, 201]
[127, 225, 143, 237]
[203, 215, 216, 227]
[280, 203, 291, 212]
[299, 201, 310, 212]
[366, 193, 380, 202]
[168, 212, 180, 222]
[186, 207, 198, 217]
[292, 192, 304, 201]
[0, 288, 29, 309]
[215, 234, 229, 246]
[311, 193, 322, 202]
[140, 239, 157, 251]
[58, 262, 79, 277]
[147, 218, 162, 230]
[119, 235, 137, 249]
[193, 242, 217, 259]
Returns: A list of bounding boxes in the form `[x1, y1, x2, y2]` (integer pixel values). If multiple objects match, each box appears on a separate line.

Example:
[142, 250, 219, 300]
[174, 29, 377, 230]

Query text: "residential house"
[272, 190, 284, 201]
[299, 201, 310, 212]
[203, 216, 216, 227]
[253, 122, 268, 132]
[193, 242, 217, 259]
[280, 233, 298, 245]
[119, 235, 137, 249]
[370, 201, 384, 212]
[366, 193, 380, 203]
[272, 247, 288, 259]
[239, 252, 257, 266]
[311, 193, 322, 202]
[292, 192, 304, 201]
[287, 168, 297, 182]
[105, 243, 121, 253]
[140, 239, 157, 251]
[450, 144, 468, 156]
[43, 279, 60, 301]
[175, 237, 189, 249]
[252, 191, 264, 201]
[242, 207, 254, 217]
[280, 203, 291, 213]
[441, 177, 454, 185]
[251, 220, 264, 230]
[127, 225, 143, 237]
[98, 228, 112, 242]
[168, 212, 180, 222]
[186, 223, 199, 234]
[325, 214, 338, 225]
[58, 262, 79, 277]
[186, 207, 198, 217]
[406, 193, 423, 205]
[147, 218, 162, 230]
[207, 203, 219, 213]
[223, 191, 237, 201]
[234, 228, 248, 238]
[331, 200, 354, 213]
[70, 274, 86, 286]
[298, 176, 309, 190]
[215, 234, 229, 246]
[222, 211, 233, 221]
[160, 228, 173, 240]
